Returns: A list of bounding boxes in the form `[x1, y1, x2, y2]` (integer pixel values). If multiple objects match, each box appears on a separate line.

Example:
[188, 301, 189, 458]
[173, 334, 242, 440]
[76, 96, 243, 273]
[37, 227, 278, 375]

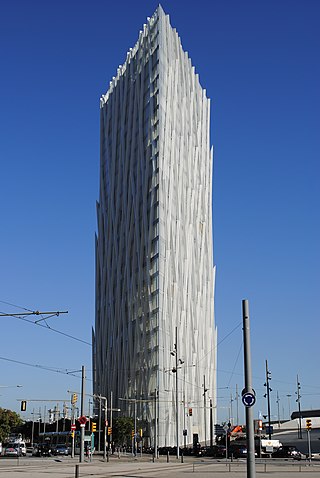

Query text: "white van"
[14, 441, 26, 456]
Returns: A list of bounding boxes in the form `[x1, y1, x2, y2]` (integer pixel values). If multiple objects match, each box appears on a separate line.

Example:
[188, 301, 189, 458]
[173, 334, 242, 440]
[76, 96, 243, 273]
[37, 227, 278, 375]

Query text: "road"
[0, 454, 319, 478]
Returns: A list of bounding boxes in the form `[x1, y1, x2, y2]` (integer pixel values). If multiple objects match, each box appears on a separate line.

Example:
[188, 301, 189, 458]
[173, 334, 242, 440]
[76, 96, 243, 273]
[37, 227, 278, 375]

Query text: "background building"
[93, 6, 216, 448]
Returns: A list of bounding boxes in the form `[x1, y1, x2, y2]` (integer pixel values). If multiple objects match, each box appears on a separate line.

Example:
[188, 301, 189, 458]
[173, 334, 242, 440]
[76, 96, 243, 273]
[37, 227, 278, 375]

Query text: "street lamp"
[263, 360, 272, 440]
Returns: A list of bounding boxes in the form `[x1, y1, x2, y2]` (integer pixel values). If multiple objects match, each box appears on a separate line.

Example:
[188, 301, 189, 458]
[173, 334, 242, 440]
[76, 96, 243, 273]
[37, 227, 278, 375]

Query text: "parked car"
[52, 444, 68, 456]
[272, 446, 303, 460]
[4, 444, 22, 457]
[32, 443, 52, 457]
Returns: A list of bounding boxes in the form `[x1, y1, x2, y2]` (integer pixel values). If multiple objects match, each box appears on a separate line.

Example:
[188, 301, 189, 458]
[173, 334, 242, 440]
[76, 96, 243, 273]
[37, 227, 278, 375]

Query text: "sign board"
[71, 424, 76, 431]
[242, 392, 256, 407]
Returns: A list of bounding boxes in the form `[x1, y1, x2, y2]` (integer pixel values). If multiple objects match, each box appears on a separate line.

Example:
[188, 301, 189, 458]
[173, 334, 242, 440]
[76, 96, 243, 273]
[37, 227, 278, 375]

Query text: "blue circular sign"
[242, 392, 256, 407]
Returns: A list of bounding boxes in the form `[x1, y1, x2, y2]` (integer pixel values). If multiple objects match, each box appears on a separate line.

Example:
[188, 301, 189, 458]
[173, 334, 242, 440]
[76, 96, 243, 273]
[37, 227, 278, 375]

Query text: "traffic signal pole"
[79, 365, 85, 463]
[242, 299, 256, 478]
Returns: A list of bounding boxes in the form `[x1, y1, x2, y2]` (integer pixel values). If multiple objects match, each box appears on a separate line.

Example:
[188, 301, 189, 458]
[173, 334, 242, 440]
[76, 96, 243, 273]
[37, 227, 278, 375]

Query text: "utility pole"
[242, 299, 256, 478]
[264, 360, 272, 440]
[276, 391, 280, 428]
[203, 375, 208, 446]
[209, 398, 213, 448]
[296, 375, 302, 439]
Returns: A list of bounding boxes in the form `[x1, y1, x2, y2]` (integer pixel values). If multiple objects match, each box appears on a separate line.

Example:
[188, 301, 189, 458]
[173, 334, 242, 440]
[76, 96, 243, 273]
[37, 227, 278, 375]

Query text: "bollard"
[181, 453, 184, 463]
[153, 453, 155, 462]
[167, 451, 169, 462]
[264, 462, 267, 473]
[228, 463, 231, 472]
[107, 451, 109, 462]
[75, 464, 80, 478]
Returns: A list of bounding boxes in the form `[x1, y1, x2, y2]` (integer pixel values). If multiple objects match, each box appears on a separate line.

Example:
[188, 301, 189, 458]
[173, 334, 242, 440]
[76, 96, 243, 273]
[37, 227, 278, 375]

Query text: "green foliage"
[0, 408, 23, 442]
[112, 416, 134, 446]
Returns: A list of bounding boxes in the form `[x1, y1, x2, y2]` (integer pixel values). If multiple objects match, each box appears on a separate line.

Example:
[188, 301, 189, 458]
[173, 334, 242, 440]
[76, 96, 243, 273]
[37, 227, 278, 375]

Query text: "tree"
[112, 416, 134, 447]
[0, 408, 23, 443]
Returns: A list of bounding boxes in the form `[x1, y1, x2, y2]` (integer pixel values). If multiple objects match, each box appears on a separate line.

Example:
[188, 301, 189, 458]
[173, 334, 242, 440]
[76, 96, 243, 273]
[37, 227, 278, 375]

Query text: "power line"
[0, 355, 93, 381]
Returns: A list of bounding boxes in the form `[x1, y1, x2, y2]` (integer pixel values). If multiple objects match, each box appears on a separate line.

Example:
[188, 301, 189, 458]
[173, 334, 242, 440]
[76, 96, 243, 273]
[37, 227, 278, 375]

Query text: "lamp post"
[264, 360, 272, 440]
[296, 376, 302, 439]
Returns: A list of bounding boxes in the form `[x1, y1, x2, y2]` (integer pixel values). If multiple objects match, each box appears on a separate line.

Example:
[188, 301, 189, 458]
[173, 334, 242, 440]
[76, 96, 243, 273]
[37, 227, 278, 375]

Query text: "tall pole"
[276, 391, 280, 428]
[203, 375, 207, 446]
[175, 326, 179, 459]
[110, 391, 113, 448]
[134, 397, 137, 456]
[154, 389, 157, 457]
[79, 365, 85, 463]
[71, 400, 75, 459]
[98, 395, 102, 452]
[236, 384, 239, 425]
[210, 398, 213, 448]
[296, 375, 302, 439]
[103, 397, 107, 460]
[265, 360, 272, 440]
[31, 408, 35, 446]
[242, 299, 256, 478]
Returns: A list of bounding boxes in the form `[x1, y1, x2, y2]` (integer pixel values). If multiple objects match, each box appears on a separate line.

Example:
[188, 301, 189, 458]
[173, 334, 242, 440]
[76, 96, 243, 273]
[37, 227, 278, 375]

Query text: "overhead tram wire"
[0, 301, 91, 346]
[192, 321, 242, 368]
[0, 356, 93, 379]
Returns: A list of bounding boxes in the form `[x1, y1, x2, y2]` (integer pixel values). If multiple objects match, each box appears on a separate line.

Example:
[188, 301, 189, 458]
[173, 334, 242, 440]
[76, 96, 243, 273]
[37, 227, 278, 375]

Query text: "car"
[272, 446, 303, 460]
[4, 444, 22, 457]
[32, 443, 52, 457]
[228, 444, 247, 458]
[52, 444, 69, 456]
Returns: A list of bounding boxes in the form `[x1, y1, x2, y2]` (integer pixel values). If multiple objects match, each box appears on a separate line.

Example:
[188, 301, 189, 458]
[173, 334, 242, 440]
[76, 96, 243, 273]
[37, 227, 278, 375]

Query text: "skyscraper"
[93, 6, 216, 448]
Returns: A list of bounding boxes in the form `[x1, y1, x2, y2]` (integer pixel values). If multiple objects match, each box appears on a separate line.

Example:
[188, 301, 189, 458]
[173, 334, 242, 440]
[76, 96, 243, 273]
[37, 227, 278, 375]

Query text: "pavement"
[0, 454, 320, 478]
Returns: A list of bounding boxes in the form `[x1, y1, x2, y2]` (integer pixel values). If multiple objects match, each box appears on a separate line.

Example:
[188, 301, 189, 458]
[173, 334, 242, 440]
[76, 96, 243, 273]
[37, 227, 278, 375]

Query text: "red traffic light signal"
[188, 408, 193, 416]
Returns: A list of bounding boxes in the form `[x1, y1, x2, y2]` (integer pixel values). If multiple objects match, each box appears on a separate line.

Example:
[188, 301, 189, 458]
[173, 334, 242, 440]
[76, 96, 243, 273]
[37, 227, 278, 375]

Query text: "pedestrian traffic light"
[188, 408, 193, 416]
[306, 419, 312, 430]
[91, 422, 97, 432]
[21, 400, 27, 412]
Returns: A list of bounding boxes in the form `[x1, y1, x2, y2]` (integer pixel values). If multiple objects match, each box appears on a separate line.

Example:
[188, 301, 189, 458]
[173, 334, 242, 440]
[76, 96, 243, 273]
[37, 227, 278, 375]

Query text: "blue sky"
[0, 0, 319, 425]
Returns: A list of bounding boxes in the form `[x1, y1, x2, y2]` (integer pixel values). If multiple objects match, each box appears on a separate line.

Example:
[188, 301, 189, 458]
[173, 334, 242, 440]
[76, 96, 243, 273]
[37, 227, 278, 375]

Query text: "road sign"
[242, 392, 256, 407]
[78, 415, 87, 425]
[71, 424, 76, 430]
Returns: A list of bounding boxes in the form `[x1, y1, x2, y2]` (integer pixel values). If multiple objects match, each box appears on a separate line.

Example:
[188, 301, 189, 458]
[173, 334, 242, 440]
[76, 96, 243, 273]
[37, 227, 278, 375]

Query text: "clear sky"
[0, 0, 319, 425]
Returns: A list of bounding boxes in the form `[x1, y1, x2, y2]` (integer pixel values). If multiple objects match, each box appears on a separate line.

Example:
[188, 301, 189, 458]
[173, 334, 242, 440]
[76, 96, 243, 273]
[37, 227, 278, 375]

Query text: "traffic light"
[91, 422, 97, 433]
[306, 419, 312, 430]
[188, 408, 193, 416]
[71, 393, 78, 404]
[131, 430, 135, 438]
[108, 427, 112, 435]
[21, 400, 27, 412]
